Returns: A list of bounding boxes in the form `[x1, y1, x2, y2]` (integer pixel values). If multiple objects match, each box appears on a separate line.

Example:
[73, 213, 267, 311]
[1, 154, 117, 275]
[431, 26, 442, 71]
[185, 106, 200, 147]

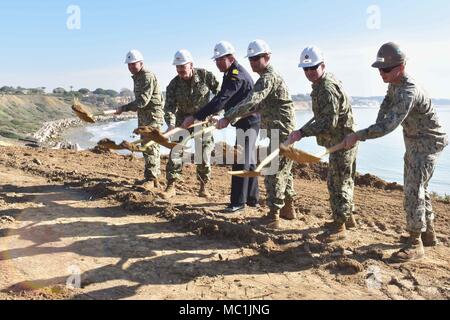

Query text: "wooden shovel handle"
[163, 120, 209, 139]
[256, 148, 280, 172]
[324, 142, 346, 156]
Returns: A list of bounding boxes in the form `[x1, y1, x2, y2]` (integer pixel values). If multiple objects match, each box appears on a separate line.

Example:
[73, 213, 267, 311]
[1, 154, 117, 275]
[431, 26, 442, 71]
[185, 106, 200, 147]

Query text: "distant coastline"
[292, 95, 450, 111]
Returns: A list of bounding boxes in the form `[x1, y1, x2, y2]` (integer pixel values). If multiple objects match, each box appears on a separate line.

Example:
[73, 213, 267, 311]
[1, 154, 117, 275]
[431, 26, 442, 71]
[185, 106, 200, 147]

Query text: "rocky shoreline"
[32, 114, 137, 147]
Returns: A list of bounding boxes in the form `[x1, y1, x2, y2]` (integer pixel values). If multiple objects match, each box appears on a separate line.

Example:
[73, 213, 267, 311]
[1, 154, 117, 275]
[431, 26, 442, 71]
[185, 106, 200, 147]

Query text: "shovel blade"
[97, 138, 122, 150]
[72, 103, 96, 123]
[279, 145, 321, 164]
[134, 126, 179, 149]
[119, 141, 142, 152]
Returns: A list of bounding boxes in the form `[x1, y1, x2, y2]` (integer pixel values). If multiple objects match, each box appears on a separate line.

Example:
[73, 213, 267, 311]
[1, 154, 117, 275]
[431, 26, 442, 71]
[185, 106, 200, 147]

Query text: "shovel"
[134, 121, 209, 149]
[97, 138, 129, 150]
[228, 147, 281, 178]
[280, 142, 346, 164]
[72, 99, 116, 123]
[177, 125, 217, 149]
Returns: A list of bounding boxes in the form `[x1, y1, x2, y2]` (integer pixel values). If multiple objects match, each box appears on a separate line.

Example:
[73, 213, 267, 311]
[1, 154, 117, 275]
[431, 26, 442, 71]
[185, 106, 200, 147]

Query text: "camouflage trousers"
[138, 114, 163, 182]
[166, 128, 214, 183]
[328, 146, 357, 225]
[143, 142, 160, 181]
[265, 154, 296, 211]
[404, 148, 442, 233]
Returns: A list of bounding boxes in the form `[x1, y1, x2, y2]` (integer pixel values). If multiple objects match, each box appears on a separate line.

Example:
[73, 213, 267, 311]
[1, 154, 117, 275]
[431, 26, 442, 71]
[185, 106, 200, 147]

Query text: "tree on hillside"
[29, 87, 45, 94]
[120, 88, 133, 97]
[78, 88, 91, 95]
[53, 87, 67, 95]
[0, 86, 15, 94]
[105, 89, 119, 97]
[93, 88, 107, 95]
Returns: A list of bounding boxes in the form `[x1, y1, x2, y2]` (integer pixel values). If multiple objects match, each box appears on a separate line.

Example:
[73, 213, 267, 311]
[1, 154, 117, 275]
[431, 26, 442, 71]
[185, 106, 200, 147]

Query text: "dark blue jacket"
[194, 61, 260, 128]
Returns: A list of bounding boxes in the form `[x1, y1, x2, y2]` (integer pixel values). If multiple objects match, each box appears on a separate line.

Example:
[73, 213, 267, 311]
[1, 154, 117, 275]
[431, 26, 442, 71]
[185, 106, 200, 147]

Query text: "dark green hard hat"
[372, 42, 406, 68]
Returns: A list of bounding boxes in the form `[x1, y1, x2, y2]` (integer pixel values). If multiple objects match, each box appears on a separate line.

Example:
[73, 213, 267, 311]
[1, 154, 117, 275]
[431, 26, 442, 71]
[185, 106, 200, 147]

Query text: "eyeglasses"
[248, 55, 264, 62]
[379, 64, 400, 73]
[303, 64, 321, 72]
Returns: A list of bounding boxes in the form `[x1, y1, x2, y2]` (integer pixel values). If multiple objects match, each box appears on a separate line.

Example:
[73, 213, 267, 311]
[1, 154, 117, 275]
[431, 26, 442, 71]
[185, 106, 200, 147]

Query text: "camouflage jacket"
[164, 68, 219, 127]
[123, 68, 164, 127]
[302, 72, 355, 147]
[356, 75, 448, 153]
[224, 64, 295, 139]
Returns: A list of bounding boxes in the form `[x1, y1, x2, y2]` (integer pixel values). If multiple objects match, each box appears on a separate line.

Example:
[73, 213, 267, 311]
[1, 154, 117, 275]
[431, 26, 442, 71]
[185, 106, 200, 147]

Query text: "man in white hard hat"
[182, 41, 261, 213]
[342, 42, 448, 262]
[217, 40, 297, 229]
[287, 46, 358, 242]
[163, 49, 219, 198]
[116, 49, 165, 190]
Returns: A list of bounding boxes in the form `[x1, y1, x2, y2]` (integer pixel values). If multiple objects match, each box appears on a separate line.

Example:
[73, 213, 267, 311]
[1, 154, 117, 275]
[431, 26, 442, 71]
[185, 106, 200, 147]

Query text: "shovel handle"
[228, 170, 246, 176]
[163, 120, 208, 138]
[322, 142, 346, 157]
[256, 148, 280, 172]
[179, 126, 216, 147]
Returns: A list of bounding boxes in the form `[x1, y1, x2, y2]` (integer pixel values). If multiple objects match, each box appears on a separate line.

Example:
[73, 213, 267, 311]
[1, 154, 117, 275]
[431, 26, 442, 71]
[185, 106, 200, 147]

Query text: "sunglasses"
[248, 54, 264, 62]
[303, 64, 321, 72]
[379, 64, 400, 73]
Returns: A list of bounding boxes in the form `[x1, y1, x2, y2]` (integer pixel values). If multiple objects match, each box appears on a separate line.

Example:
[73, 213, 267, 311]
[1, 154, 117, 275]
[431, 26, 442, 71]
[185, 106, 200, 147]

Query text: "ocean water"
[62, 106, 450, 195]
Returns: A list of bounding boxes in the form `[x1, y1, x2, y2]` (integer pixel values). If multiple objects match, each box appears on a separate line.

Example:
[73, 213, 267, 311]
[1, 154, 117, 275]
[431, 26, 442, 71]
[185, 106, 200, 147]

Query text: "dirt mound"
[5, 285, 80, 300]
[292, 162, 404, 191]
[326, 258, 365, 275]
[0, 145, 449, 300]
[292, 162, 328, 181]
[356, 173, 403, 191]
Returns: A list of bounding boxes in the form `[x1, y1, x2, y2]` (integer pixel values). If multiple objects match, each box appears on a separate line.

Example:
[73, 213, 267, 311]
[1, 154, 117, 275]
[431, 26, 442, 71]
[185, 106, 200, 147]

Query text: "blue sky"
[1, 0, 449, 98]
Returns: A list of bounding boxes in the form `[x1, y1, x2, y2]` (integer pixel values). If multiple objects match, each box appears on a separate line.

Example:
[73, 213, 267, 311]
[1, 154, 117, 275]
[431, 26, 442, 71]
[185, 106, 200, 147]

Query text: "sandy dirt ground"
[0, 145, 449, 300]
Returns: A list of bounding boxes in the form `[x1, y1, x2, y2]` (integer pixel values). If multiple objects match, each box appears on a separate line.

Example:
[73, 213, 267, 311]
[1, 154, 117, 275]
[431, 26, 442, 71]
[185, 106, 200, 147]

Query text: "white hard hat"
[298, 46, 324, 68]
[125, 49, 144, 64]
[173, 49, 194, 66]
[212, 41, 235, 60]
[245, 40, 271, 58]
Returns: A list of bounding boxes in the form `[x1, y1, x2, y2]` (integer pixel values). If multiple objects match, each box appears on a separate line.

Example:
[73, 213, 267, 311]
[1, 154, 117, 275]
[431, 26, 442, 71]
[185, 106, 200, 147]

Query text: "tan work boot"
[400, 221, 439, 247]
[136, 179, 159, 191]
[265, 208, 281, 230]
[198, 181, 211, 198]
[391, 232, 424, 262]
[422, 220, 438, 247]
[280, 197, 296, 220]
[162, 181, 177, 199]
[345, 213, 357, 229]
[317, 222, 347, 243]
